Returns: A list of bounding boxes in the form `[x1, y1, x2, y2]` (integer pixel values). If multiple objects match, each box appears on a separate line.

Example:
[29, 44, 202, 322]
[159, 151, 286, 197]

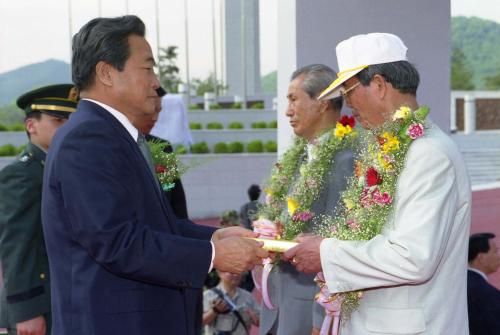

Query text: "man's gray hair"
[291, 64, 342, 111]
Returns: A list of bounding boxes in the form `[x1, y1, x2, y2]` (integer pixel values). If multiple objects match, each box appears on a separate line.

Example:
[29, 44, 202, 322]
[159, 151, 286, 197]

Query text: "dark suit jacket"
[0, 143, 51, 331]
[467, 269, 500, 335]
[41, 100, 216, 335]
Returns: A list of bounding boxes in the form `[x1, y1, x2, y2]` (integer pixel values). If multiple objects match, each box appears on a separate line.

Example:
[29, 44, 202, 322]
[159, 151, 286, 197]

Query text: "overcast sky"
[0, 0, 498, 79]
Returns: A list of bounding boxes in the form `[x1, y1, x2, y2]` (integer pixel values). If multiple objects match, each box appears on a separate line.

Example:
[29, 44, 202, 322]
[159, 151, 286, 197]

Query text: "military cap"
[16, 84, 79, 119]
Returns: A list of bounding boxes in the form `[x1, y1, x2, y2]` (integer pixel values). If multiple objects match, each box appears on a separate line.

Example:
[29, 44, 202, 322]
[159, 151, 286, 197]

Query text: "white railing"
[450, 90, 500, 133]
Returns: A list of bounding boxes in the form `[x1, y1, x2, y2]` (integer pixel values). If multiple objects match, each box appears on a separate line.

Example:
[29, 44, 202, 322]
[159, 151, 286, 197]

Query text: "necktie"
[137, 133, 156, 177]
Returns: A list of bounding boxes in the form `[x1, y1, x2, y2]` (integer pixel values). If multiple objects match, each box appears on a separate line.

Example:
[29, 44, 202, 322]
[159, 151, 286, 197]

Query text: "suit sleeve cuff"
[208, 240, 215, 273]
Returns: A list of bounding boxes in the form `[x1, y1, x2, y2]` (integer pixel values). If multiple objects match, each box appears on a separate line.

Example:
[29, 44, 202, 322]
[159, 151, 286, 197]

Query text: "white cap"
[318, 33, 408, 100]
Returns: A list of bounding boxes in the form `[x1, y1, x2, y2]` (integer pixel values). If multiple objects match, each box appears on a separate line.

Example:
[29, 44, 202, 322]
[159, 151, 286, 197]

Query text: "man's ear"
[25, 117, 37, 136]
[371, 74, 388, 99]
[318, 100, 329, 114]
[476, 252, 486, 264]
[95, 61, 113, 87]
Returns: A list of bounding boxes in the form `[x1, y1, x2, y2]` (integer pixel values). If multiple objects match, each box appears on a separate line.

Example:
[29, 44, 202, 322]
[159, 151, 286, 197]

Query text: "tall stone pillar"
[225, 0, 262, 96]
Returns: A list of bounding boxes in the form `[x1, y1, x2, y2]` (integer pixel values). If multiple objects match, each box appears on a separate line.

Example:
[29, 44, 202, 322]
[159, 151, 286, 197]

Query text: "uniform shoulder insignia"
[18, 152, 33, 163]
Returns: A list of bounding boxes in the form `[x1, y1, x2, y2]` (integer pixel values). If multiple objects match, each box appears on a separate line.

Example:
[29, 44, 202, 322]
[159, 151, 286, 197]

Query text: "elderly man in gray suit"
[259, 64, 354, 335]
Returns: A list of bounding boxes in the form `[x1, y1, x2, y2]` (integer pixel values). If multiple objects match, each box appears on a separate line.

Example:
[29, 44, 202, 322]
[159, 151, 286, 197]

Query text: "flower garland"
[149, 140, 187, 191]
[252, 116, 357, 310]
[315, 105, 430, 322]
[258, 115, 357, 241]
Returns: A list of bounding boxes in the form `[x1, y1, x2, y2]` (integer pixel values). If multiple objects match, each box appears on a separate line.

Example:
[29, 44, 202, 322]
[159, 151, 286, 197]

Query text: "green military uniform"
[0, 143, 51, 334]
[0, 84, 77, 334]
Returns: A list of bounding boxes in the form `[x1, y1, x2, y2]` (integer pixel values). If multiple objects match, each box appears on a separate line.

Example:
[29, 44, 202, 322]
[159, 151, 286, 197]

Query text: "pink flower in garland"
[372, 188, 392, 205]
[360, 187, 374, 208]
[292, 211, 314, 222]
[347, 219, 360, 230]
[407, 123, 424, 139]
[360, 187, 392, 208]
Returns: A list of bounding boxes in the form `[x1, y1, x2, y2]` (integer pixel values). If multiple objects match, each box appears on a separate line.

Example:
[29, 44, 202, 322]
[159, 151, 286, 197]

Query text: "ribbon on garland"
[251, 218, 280, 310]
[315, 272, 344, 335]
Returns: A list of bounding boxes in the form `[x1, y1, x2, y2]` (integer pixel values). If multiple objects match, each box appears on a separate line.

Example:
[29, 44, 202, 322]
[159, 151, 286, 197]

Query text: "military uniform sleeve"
[0, 164, 50, 323]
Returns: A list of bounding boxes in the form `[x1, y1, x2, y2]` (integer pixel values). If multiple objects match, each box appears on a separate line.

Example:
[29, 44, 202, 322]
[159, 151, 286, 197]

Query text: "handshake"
[212, 226, 268, 274]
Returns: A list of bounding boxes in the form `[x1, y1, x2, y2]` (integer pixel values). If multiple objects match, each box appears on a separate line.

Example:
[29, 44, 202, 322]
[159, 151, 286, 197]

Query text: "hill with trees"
[451, 16, 500, 90]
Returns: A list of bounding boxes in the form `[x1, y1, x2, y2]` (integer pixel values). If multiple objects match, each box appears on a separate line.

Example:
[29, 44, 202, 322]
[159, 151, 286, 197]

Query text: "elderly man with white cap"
[284, 33, 471, 335]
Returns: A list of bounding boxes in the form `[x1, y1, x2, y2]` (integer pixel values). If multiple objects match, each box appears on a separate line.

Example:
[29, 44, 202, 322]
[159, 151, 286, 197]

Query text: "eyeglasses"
[340, 82, 361, 99]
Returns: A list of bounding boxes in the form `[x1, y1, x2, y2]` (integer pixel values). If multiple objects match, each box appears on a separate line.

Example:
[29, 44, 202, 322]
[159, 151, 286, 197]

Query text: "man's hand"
[212, 226, 257, 242]
[212, 298, 230, 314]
[16, 315, 46, 335]
[213, 237, 268, 274]
[283, 235, 324, 274]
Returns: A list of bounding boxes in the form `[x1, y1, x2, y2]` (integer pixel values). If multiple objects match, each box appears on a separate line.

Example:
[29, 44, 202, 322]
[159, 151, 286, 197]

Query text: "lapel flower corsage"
[148, 140, 187, 191]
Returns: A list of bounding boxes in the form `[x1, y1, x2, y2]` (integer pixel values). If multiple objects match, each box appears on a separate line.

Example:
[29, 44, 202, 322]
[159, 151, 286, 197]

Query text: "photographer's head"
[247, 184, 261, 201]
[72, 15, 160, 129]
[217, 271, 243, 288]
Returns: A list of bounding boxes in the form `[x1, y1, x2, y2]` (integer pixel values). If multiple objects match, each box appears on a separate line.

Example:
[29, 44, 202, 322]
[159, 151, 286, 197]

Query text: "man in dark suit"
[0, 84, 77, 335]
[41, 15, 267, 335]
[467, 232, 500, 335]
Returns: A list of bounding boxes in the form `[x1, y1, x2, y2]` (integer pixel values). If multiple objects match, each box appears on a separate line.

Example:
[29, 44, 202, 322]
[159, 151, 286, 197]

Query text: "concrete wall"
[191, 129, 276, 148]
[277, 0, 451, 153]
[0, 154, 278, 220]
[179, 153, 276, 218]
[188, 109, 276, 128]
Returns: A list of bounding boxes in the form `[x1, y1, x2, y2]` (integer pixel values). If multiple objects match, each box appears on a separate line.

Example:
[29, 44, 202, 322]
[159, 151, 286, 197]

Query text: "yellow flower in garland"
[344, 198, 356, 210]
[334, 122, 352, 138]
[381, 132, 400, 153]
[377, 152, 394, 171]
[287, 198, 299, 216]
[392, 106, 411, 121]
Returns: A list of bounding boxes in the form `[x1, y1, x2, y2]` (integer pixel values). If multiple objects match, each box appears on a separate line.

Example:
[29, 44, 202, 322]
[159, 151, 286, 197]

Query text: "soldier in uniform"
[0, 84, 77, 335]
